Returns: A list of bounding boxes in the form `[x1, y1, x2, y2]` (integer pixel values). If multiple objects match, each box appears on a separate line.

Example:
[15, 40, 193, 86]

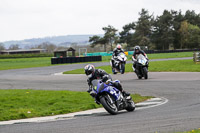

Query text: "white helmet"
[116, 44, 122, 50]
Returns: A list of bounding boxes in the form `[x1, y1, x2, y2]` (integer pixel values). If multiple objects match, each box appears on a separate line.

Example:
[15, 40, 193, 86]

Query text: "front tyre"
[143, 67, 148, 79]
[120, 63, 125, 74]
[136, 71, 142, 79]
[100, 94, 118, 115]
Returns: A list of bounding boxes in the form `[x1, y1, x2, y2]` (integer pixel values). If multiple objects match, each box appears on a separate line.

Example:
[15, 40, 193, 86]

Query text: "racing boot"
[89, 91, 97, 98]
[122, 90, 130, 96]
[87, 87, 92, 93]
[132, 64, 135, 72]
[114, 82, 130, 96]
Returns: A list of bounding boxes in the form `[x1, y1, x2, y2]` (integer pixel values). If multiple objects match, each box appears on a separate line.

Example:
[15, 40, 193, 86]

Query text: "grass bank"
[176, 129, 200, 133]
[0, 89, 152, 121]
[0, 57, 52, 70]
[102, 52, 193, 61]
[63, 59, 200, 74]
[0, 52, 194, 71]
[0, 53, 53, 59]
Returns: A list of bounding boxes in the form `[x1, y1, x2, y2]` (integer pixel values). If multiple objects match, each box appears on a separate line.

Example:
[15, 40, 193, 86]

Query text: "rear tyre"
[143, 67, 148, 79]
[100, 94, 118, 115]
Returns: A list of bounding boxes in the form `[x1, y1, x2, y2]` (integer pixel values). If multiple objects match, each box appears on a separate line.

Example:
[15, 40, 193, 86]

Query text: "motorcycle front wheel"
[136, 69, 142, 79]
[143, 67, 148, 79]
[100, 93, 118, 115]
[120, 63, 125, 74]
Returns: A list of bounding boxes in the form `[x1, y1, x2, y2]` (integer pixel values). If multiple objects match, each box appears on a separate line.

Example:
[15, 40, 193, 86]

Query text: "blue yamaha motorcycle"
[90, 79, 135, 115]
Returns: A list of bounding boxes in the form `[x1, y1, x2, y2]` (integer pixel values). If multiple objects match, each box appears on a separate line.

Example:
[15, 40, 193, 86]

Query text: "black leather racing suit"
[132, 50, 148, 69]
[113, 48, 124, 57]
[111, 48, 125, 67]
[87, 69, 123, 92]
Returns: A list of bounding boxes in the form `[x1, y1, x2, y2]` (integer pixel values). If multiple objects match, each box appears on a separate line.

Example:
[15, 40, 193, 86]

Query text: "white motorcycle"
[110, 52, 127, 74]
[132, 54, 149, 79]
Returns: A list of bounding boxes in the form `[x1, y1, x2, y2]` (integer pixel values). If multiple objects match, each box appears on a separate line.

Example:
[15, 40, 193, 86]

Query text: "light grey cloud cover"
[0, 0, 200, 42]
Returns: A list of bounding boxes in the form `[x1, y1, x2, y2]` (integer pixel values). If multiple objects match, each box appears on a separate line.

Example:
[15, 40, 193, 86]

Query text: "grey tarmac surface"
[0, 57, 200, 133]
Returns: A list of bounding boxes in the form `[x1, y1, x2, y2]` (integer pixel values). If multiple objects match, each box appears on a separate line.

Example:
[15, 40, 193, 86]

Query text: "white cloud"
[0, 0, 200, 42]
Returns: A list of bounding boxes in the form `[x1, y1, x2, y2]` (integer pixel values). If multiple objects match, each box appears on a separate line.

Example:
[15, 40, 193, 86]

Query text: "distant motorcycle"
[110, 52, 127, 74]
[90, 79, 135, 115]
[133, 54, 149, 79]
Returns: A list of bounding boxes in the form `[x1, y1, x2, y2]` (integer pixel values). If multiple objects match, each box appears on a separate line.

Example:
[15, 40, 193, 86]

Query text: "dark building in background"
[53, 47, 76, 57]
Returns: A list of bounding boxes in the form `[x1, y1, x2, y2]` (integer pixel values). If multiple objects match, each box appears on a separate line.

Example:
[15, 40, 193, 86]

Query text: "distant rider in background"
[111, 44, 125, 68]
[132, 46, 148, 71]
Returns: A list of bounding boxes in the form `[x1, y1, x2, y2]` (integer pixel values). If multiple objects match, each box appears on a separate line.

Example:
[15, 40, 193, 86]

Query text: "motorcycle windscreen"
[117, 52, 126, 61]
[137, 54, 147, 65]
[137, 54, 146, 60]
[91, 80, 102, 92]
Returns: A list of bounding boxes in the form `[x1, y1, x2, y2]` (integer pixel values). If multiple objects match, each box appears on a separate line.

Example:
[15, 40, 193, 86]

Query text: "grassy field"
[176, 129, 200, 133]
[0, 89, 152, 121]
[144, 52, 193, 59]
[0, 52, 194, 70]
[148, 59, 200, 72]
[63, 59, 200, 74]
[102, 52, 193, 61]
[0, 57, 52, 70]
[0, 53, 53, 59]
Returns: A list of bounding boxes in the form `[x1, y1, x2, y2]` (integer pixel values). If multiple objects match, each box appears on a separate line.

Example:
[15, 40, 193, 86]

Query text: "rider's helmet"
[134, 46, 141, 54]
[84, 64, 95, 78]
[116, 44, 122, 50]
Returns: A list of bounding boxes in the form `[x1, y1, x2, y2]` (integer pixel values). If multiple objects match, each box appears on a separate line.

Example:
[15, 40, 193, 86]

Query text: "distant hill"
[2, 34, 103, 49]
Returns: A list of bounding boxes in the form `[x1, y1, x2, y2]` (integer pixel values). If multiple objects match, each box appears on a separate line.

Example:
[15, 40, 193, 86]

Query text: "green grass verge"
[148, 59, 200, 72]
[0, 57, 104, 70]
[176, 129, 200, 133]
[0, 89, 152, 121]
[63, 59, 200, 74]
[145, 52, 193, 59]
[0, 57, 52, 70]
[0, 52, 194, 71]
[0, 53, 53, 59]
[102, 52, 193, 61]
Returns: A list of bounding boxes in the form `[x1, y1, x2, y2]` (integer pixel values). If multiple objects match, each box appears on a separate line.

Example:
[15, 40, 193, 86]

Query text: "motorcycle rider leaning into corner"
[111, 44, 125, 68]
[132, 46, 148, 71]
[84, 64, 130, 98]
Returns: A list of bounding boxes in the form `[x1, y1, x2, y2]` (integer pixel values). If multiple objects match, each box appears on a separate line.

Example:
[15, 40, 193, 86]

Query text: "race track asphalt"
[0, 57, 200, 133]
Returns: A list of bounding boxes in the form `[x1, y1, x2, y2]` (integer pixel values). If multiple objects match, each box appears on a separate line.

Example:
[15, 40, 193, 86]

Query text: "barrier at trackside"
[51, 56, 102, 64]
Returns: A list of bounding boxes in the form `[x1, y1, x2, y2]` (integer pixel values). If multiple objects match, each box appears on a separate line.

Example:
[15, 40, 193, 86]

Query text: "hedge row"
[0, 53, 53, 59]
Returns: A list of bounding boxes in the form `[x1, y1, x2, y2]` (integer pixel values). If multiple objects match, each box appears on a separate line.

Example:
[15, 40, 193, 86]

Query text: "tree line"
[0, 42, 57, 53]
[89, 9, 200, 51]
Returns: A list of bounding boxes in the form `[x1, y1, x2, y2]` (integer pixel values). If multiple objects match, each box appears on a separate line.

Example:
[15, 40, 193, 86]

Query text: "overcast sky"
[0, 0, 200, 42]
